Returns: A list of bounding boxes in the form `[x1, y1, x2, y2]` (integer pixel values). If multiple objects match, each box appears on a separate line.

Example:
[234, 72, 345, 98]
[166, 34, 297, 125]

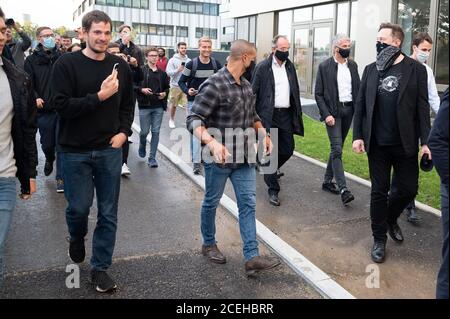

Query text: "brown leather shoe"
[202, 244, 227, 264]
[245, 256, 281, 276]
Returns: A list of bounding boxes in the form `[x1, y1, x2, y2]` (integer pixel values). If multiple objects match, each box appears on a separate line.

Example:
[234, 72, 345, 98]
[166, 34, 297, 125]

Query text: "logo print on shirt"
[379, 76, 400, 93]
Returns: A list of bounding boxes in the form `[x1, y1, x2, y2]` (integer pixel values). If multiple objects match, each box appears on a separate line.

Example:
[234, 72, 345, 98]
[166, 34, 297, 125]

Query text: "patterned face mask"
[376, 45, 401, 73]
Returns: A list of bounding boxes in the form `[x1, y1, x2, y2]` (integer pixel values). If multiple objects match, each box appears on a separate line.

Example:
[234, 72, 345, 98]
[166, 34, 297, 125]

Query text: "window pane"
[180, 3, 188, 12]
[211, 29, 217, 39]
[141, 0, 148, 9]
[237, 17, 249, 40]
[350, 1, 358, 41]
[165, 0, 173, 10]
[188, 3, 196, 13]
[124, 0, 132, 7]
[313, 4, 334, 20]
[116, 0, 124, 6]
[436, 0, 449, 85]
[157, 0, 165, 10]
[249, 16, 256, 43]
[173, 1, 180, 11]
[196, 3, 203, 13]
[165, 26, 173, 36]
[398, 0, 431, 54]
[96, 0, 106, 4]
[149, 25, 157, 34]
[278, 10, 292, 42]
[106, 0, 114, 5]
[132, 0, 140, 8]
[294, 7, 311, 22]
[141, 24, 149, 33]
[196, 28, 203, 38]
[337, 2, 349, 35]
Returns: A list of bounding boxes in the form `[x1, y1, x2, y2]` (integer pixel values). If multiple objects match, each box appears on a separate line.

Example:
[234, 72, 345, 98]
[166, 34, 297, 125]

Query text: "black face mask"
[246, 60, 256, 73]
[376, 41, 391, 55]
[338, 47, 351, 59]
[275, 50, 289, 62]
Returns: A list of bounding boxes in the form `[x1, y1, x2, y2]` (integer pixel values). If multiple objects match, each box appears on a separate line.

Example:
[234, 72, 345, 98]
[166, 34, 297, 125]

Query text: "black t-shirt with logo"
[374, 60, 404, 146]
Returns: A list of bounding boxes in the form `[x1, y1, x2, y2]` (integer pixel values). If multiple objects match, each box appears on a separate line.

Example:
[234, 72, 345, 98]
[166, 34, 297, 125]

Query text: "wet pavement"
[158, 106, 443, 299]
[0, 114, 320, 299]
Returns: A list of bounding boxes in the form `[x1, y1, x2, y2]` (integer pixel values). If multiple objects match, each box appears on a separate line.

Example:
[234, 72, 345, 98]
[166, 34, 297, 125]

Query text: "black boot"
[371, 240, 386, 263]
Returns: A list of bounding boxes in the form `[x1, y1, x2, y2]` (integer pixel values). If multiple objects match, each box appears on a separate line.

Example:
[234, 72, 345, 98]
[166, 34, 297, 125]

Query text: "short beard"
[90, 46, 107, 54]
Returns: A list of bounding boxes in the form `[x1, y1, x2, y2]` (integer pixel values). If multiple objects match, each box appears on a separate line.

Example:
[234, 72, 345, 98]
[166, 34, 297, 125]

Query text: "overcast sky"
[1, 0, 74, 28]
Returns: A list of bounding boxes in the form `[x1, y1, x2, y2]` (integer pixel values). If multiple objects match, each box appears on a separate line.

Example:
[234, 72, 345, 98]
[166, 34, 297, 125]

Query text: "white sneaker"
[169, 119, 176, 129]
[121, 164, 131, 176]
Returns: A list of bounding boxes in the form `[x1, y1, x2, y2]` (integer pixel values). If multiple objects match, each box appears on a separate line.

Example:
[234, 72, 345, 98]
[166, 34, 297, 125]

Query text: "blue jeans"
[201, 163, 259, 261]
[187, 101, 202, 164]
[139, 107, 164, 160]
[61, 147, 122, 271]
[437, 183, 449, 299]
[0, 178, 16, 286]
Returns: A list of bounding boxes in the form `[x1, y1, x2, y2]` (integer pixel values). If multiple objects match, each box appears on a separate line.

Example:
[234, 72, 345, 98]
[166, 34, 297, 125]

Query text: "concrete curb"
[293, 152, 442, 218]
[132, 123, 355, 299]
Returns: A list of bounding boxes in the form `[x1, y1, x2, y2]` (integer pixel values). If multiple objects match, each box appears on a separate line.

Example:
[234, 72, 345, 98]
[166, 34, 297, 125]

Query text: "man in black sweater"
[52, 10, 134, 293]
[353, 23, 431, 264]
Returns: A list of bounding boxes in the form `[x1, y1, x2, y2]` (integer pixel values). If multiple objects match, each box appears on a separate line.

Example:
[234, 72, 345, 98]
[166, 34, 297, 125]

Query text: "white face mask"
[416, 48, 430, 64]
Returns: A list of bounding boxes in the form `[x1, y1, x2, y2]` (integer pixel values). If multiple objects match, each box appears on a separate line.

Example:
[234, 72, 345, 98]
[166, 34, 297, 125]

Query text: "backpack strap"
[188, 57, 199, 88]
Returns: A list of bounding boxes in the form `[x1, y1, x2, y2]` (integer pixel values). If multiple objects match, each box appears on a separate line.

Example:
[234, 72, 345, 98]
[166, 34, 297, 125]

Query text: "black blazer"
[353, 55, 431, 156]
[314, 57, 360, 121]
[252, 54, 304, 136]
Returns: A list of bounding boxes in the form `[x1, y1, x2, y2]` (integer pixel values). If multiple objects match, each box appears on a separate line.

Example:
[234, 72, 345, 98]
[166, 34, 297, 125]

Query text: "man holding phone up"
[52, 11, 134, 293]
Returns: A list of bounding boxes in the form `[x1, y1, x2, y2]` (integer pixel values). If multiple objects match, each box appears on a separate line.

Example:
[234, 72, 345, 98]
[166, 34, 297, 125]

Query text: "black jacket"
[353, 55, 431, 156]
[252, 54, 304, 136]
[135, 65, 170, 110]
[116, 39, 144, 67]
[2, 57, 38, 194]
[428, 89, 449, 186]
[315, 57, 360, 121]
[24, 44, 62, 113]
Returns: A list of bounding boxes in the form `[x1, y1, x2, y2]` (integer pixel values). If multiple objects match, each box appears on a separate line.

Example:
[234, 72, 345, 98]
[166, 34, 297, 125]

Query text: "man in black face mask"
[252, 35, 304, 207]
[353, 23, 431, 264]
[315, 34, 360, 206]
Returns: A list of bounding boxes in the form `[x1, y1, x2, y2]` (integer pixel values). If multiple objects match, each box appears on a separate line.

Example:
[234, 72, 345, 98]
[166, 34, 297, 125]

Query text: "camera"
[127, 55, 131, 62]
[5, 18, 15, 26]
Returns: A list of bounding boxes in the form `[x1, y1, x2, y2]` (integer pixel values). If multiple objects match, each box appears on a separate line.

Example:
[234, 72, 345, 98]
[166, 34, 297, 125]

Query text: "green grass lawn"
[294, 116, 441, 209]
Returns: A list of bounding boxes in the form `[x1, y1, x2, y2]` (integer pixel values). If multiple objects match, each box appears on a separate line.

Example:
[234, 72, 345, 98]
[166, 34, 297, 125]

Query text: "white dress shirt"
[423, 63, 441, 114]
[334, 57, 353, 103]
[272, 56, 291, 108]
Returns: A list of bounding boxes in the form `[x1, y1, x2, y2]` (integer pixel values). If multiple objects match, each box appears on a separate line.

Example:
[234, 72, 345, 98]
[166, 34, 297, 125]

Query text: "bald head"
[229, 39, 256, 61]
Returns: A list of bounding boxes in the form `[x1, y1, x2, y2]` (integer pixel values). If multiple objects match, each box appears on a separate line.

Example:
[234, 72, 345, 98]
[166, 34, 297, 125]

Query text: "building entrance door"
[293, 21, 333, 97]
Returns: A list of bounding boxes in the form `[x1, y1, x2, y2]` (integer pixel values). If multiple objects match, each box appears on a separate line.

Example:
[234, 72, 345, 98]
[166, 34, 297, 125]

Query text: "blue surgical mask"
[43, 37, 56, 49]
[416, 49, 430, 64]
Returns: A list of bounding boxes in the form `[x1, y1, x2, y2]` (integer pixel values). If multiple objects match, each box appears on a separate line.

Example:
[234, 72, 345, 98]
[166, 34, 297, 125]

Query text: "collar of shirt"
[333, 56, 348, 66]
[272, 55, 286, 68]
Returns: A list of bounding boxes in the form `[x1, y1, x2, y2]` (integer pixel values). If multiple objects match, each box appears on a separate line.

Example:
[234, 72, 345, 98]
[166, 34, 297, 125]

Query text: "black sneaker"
[68, 238, 85, 264]
[322, 181, 340, 195]
[193, 163, 201, 175]
[90, 270, 117, 293]
[341, 189, 355, 205]
[44, 160, 54, 177]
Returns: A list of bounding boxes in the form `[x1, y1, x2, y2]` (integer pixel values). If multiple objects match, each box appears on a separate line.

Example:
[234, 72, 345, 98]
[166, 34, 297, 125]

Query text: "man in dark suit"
[315, 34, 360, 206]
[352, 23, 431, 263]
[252, 35, 304, 207]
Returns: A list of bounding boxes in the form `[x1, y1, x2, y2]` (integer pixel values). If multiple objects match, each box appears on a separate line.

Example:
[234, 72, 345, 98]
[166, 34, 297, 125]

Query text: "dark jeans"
[264, 108, 295, 195]
[122, 140, 129, 165]
[61, 147, 122, 271]
[37, 112, 57, 162]
[324, 105, 354, 191]
[139, 107, 164, 160]
[437, 183, 449, 299]
[391, 174, 416, 210]
[368, 142, 419, 242]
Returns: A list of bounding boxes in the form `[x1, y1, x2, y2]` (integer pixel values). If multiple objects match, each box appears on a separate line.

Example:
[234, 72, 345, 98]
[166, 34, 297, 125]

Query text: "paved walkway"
[159, 106, 442, 299]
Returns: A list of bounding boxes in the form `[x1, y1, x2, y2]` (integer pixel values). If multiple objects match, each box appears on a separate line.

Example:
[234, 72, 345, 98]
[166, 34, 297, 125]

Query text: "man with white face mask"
[411, 32, 440, 114]
[24, 26, 63, 192]
[391, 32, 441, 225]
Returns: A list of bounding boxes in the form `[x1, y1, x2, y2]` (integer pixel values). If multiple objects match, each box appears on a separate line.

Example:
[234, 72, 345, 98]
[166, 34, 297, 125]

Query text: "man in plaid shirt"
[187, 40, 281, 276]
